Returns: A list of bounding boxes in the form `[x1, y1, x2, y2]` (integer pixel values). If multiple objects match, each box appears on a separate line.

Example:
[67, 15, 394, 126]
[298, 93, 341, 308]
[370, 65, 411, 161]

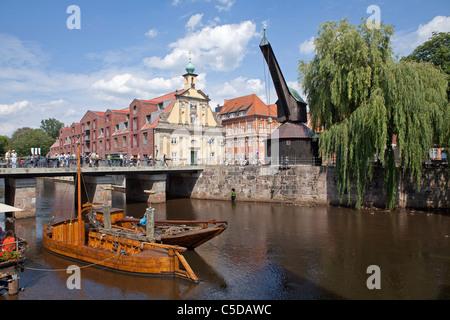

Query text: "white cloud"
[393, 16, 450, 56]
[0, 99, 72, 136]
[143, 20, 257, 72]
[0, 100, 31, 116]
[0, 33, 48, 69]
[216, 0, 235, 12]
[91, 73, 185, 104]
[207, 76, 273, 108]
[145, 29, 158, 38]
[299, 36, 315, 55]
[186, 14, 204, 32]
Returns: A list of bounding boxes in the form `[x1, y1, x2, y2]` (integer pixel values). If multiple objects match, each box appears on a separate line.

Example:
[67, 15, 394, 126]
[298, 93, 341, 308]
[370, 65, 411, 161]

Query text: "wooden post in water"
[146, 207, 155, 240]
[77, 144, 84, 246]
[103, 204, 111, 230]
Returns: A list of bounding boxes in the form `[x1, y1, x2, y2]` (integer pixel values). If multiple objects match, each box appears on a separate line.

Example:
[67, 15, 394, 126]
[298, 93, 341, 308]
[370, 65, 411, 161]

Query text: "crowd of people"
[3, 150, 19, 168]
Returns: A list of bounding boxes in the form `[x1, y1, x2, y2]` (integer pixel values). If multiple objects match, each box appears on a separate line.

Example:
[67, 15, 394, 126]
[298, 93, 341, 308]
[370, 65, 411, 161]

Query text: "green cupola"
[185, 58, 196, 74]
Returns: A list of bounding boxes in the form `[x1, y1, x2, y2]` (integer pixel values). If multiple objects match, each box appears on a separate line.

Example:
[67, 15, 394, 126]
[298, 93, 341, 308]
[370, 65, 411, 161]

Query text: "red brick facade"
[50, 98, 164, 160]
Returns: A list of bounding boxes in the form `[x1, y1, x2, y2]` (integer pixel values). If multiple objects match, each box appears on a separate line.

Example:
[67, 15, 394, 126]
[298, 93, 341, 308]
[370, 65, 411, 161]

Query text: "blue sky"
[0, 0, 449, 136]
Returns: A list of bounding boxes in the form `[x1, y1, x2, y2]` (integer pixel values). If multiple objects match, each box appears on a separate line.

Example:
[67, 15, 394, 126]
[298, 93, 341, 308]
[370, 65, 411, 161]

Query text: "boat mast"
[77, 143, 83, 246]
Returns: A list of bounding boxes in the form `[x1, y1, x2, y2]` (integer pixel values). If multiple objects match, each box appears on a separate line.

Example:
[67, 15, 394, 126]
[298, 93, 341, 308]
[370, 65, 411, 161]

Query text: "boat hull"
[159, 226, 227, 249]
[42, 222, 198, 281]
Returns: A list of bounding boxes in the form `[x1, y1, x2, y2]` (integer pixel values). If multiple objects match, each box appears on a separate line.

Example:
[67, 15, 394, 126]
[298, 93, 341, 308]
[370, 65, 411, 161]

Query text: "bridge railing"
[0, 157, 186, 169]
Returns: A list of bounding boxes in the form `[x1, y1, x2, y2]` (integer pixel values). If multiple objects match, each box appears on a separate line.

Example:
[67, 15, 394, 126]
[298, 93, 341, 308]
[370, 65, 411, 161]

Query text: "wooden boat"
[93, 207, 228, 250]
[42, 148, 198, 282]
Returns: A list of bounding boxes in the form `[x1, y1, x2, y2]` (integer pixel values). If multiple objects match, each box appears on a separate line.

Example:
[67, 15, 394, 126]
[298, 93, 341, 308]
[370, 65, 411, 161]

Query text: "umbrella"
[0, 203, 23, 213]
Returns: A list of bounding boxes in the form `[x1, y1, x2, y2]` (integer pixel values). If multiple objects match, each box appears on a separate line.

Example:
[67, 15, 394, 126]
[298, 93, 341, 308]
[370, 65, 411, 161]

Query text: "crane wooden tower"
[260, 29, 320, 166]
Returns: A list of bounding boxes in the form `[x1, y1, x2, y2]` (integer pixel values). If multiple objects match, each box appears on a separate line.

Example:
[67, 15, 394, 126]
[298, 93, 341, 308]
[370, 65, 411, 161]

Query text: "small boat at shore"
[43, 148, 198, 282]
[92, 207, 228, 250]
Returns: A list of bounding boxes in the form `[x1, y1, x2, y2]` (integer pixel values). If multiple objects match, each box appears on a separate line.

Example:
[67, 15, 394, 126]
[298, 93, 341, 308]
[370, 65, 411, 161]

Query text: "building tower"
[183, 57, 198, 90]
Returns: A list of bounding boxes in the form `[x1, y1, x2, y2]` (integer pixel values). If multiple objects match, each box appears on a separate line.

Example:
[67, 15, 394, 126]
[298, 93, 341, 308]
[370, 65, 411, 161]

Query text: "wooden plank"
[175, 251, 198, 282]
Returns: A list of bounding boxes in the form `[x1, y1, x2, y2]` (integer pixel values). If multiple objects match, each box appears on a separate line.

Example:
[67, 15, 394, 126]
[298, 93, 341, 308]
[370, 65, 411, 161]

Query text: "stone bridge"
[0, 166, 204, 219]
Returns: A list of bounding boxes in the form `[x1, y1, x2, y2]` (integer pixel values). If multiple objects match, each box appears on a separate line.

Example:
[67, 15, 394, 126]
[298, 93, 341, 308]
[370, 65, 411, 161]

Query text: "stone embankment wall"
[190, 165, 449, 210]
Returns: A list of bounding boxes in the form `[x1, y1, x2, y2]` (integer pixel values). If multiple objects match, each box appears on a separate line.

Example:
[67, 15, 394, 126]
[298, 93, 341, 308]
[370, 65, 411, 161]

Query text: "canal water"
[1, 179, 449, 300]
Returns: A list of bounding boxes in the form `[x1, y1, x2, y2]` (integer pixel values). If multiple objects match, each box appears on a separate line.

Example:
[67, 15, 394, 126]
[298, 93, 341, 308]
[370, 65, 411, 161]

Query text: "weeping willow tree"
[298, 19, 449, 209]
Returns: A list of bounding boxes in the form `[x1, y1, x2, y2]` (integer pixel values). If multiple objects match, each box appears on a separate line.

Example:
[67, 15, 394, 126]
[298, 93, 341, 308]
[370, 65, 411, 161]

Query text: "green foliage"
[401, 32, 449, 76]
[298, 18, 448, 209]
[40, 118, 65, 140]
[10, 127, 55, 157]
[0, 135, 10, 156]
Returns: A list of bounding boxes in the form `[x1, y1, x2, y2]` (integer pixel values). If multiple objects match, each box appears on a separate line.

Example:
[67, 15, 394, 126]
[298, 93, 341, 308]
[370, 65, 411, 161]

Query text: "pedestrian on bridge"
[5, 150, 10, 168]
[11, 151, 17, 168]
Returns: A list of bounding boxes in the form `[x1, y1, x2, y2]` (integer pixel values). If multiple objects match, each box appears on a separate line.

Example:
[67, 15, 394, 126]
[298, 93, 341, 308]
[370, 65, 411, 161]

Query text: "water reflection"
[0, 179, 449, 300]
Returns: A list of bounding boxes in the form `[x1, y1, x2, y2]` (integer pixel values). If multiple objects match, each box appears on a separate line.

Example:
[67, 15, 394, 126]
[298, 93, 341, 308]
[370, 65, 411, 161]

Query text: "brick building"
[219, 94, 279, 164]
[50, 60, 224, 165]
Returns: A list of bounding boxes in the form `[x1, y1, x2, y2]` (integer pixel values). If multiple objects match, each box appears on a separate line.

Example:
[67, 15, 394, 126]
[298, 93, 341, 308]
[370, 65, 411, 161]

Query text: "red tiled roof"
[140, 99, 176, 131]
[94, 111, 106, 117]
[111, 108, 130, 114]
[140, 90, 180, 104]
[220, 94, 277, 118]
[112, 129, 129, 136]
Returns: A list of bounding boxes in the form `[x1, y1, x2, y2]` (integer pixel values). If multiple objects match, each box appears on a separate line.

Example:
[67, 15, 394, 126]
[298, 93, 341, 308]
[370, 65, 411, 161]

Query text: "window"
[133, 118, 138, 131]
[171, 137, 178, 145]
[248, 123, 253, 133]
[171, 152, 177, 163]
[241, 124, 245, 133]
[234, 125, 238, 134]
[123, 136, 127, 148]
[143, 132, 148, 146]
[133, 134, 138, 147]
[115, 124, 119, 132]
[114, 138, 118, 149]
[259, 123, 263, 132]
[191, 114, 196, 124]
